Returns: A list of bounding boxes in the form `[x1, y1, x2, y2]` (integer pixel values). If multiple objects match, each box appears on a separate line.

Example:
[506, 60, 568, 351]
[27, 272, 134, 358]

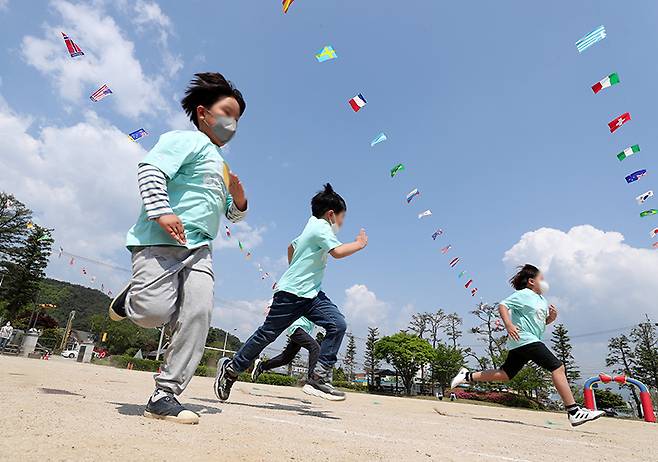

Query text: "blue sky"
[2, 0, 658, 374]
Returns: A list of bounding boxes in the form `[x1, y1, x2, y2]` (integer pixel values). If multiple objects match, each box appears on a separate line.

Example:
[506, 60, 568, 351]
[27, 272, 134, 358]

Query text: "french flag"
[349, 93, 367, 112]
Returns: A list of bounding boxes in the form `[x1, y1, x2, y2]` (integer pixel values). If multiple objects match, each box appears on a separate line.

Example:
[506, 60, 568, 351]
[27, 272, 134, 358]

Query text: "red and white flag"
[608, 112, 631, 133]
[348, 93, 367, 112]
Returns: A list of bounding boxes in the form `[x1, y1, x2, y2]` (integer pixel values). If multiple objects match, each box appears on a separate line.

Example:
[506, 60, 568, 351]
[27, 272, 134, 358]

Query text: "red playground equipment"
[584, 373, 656, 423]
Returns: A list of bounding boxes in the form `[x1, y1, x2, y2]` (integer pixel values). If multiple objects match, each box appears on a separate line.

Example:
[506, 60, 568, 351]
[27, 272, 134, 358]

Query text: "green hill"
[37, 278, 112, 331]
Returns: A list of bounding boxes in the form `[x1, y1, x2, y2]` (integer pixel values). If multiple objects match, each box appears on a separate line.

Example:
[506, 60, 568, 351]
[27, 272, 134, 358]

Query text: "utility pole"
[59, 310, 75, 351]
[222, 328, 237, 357]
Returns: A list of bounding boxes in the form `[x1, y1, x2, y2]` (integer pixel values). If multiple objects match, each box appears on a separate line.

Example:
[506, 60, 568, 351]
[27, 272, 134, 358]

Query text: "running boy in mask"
[215, 184, 367, 401]
[450, 264, 605, 427]
[109, 72, 248, 424]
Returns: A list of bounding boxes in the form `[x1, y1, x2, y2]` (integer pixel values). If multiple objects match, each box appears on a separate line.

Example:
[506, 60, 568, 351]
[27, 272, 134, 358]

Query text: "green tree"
[408, 313, 430, 339]
[431, 342, 464, 394]
[508, 364, 552, 401]
[444, 313, 463, 349]
[343, 333, 357, 381]
[364, 327, 380, 389]
[630, 316, 658, 390]
[471, 302, 507, 368]
[374, 332, 437, 395]
[550, 324, 580, 384]
[0, 192, 32, 261]
[606, 334, 643, 417]
[90, 313, 159, 355]
[594, 389, 626, 409]
[0, 225, 53, 318]
[426, 309, 447, 349]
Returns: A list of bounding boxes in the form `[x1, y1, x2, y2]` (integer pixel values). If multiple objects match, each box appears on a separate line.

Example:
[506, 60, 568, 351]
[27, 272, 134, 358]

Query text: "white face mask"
[328, 215, 341, 235]
[539, 280, 550, 294]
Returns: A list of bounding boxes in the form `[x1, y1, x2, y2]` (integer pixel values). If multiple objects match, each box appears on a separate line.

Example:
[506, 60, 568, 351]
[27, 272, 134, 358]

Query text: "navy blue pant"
[231, 291, 346, 373]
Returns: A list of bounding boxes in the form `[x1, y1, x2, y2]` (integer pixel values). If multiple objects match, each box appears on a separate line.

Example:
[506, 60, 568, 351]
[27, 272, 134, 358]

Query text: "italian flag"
[592, 73, 620, 94]
[617, 144, 640, 161]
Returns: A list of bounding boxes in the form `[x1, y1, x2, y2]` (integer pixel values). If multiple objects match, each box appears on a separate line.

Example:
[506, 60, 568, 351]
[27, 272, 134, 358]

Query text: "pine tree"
[408, 313, 430, 339]
[343, 333, 357, 382]
[0, 192, 33, 261]
[426, 309, 447, 349]
[364, 327, 380, 389]
[630, 316, 658, 390]
[444, 313, 463, 349]
[607, 334, 643, 417]
[0, 224, 53, 318]
[470, 302, 507, 368]
[550, 324, 580, 384]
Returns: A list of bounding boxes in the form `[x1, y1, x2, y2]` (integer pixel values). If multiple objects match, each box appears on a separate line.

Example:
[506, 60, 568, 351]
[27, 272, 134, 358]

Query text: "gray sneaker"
[303, 375, 346, 401]
[214, 357, 238, 402]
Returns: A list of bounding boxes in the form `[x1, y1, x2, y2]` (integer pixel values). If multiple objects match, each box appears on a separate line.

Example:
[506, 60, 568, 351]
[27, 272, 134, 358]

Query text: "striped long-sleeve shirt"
[137, 164, 173, 219]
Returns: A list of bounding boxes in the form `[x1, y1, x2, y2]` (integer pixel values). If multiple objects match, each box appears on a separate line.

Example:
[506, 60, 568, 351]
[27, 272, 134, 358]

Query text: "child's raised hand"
[156, 214, 187, 245]
[228, 171, 247, 211]
[356, 228, 368, 249]
[547, 304, 558, 324]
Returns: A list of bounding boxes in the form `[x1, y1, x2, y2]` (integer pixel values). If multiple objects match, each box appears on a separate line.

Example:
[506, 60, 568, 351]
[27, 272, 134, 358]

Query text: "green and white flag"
[591, 72, 620, 94]
[617, 144, 640, 161]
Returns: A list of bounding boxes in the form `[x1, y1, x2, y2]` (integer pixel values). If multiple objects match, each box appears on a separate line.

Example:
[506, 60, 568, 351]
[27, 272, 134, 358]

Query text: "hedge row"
[454, 390, 542, 409]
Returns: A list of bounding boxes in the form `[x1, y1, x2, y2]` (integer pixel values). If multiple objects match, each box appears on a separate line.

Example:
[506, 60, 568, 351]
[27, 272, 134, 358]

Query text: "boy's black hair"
[509, 264, 540, 290]
[311, 183, 347, 218]
[181, 72, 246, 128]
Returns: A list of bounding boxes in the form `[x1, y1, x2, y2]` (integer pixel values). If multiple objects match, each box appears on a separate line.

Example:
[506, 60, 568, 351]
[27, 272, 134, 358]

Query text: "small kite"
[406, 188, 420, 204]
[617, 144, 640, 161]
[69, 257, 75, 266]
[640, 209, 657, 218]
[637, 191, 653, 205]
[591, 73, 619, 94]
[651, 228, 658, 238]
[371, 133, 387, 147]
[282, 0, 294, 13]
[465, 279, 473, 289]
[441, 245, 451, 254]
[128, 128, 148, 142]
[653, 242, 658, 249]
[390, 163, 405, 177]
[608, 112, 631, 133]
[61, 32, 84, 57]
[576, 25, 606, 53]
[261, 272, 270, 280]
[58, 246, 63, 258]
[272, 281, 278, 290]
[458, 270, 467, 279]
[626, 169, 647, 184]
[238, 241, 244, 251]
[431, 229, 443, 240]
[246, 252, 252, 259]
[418, 210, 432, 219]
[90, 276, 96, 283]
[315, 46, 337, 63]
[449, 257, 460, 268]
[225, 226, 231, 238]
[90, 84, 112, 102]
[82, 268, 87, 275]
[349, 93, 367, 112]
[471, 288, 478, 297]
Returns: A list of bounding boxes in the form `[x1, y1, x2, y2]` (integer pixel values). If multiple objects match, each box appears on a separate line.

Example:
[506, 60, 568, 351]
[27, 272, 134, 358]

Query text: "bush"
[454, 390, 541, 410]
[333, 381, 367, 392]
[236, 371, 298, 387]
[110, 355, 162, 372]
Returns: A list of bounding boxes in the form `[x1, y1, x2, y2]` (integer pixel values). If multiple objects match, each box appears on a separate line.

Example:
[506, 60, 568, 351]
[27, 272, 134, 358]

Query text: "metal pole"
[222, 330, 229, 357]
[155, 325, 166, 361]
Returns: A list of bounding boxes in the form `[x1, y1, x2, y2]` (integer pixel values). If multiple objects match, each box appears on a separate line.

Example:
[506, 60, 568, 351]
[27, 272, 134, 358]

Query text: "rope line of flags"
[577, 25, 658, 249]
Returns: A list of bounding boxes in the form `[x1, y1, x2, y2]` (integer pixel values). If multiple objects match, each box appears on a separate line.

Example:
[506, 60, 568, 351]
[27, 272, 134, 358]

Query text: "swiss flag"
[608, 112, 631, 133]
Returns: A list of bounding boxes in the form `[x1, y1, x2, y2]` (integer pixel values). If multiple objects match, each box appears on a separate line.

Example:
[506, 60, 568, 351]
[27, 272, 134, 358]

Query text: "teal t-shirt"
[287, 316, 315, 336]
[500, 288, 549, 350]
[126, 130, 235, 249]
[276, 216, 342, 299]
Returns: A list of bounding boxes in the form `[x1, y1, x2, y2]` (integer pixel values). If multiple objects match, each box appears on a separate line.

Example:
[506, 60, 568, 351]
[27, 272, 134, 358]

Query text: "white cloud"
[0, 1, 8, 11]
[342, 284, 391, 336]
[503, 225, 658, 372]
[214, 221, 266, 251]
[130, 0, 182, 77]
[211, 297, 271, 342]
[0, 96, 143, 262]
[21, 0, 169, 119]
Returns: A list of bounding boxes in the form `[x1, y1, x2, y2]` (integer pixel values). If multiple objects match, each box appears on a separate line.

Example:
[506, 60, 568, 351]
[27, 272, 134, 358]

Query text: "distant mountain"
[38, 278, 111, 330]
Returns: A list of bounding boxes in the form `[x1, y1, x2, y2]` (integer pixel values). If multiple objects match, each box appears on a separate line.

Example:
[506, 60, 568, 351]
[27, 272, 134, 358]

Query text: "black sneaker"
[143, 391, 199, 425]
[108, 283, 130, 321]
[214, 357, 238, 402]
[251, 358, 264, 382]
[303, 375, 346, 401]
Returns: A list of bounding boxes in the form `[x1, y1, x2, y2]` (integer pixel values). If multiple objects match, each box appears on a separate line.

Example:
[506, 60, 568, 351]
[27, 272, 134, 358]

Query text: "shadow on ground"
[108, 401, 223, 417]
[228, 401, 339, 420]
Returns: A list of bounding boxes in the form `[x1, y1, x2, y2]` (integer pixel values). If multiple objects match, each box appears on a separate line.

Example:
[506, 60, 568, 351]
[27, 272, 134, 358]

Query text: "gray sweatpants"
[125, 245, 214, 395]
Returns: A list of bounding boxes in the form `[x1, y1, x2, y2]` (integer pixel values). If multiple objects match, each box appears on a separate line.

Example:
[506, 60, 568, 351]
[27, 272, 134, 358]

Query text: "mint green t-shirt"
[287, 316, 316, 336]
[126, 130, 237, 249]
[500, 288, 549, 350]
[276, 217, 342, 299]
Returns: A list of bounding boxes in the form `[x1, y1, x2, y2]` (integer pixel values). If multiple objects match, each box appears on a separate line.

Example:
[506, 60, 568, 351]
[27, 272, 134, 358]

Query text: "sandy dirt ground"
[1, 355, 656, 462]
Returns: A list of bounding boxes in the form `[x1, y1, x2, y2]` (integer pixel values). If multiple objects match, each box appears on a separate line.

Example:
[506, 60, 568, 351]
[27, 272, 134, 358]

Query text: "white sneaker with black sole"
[568, 407, 605, 427]
[251, 358, 264, 382]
